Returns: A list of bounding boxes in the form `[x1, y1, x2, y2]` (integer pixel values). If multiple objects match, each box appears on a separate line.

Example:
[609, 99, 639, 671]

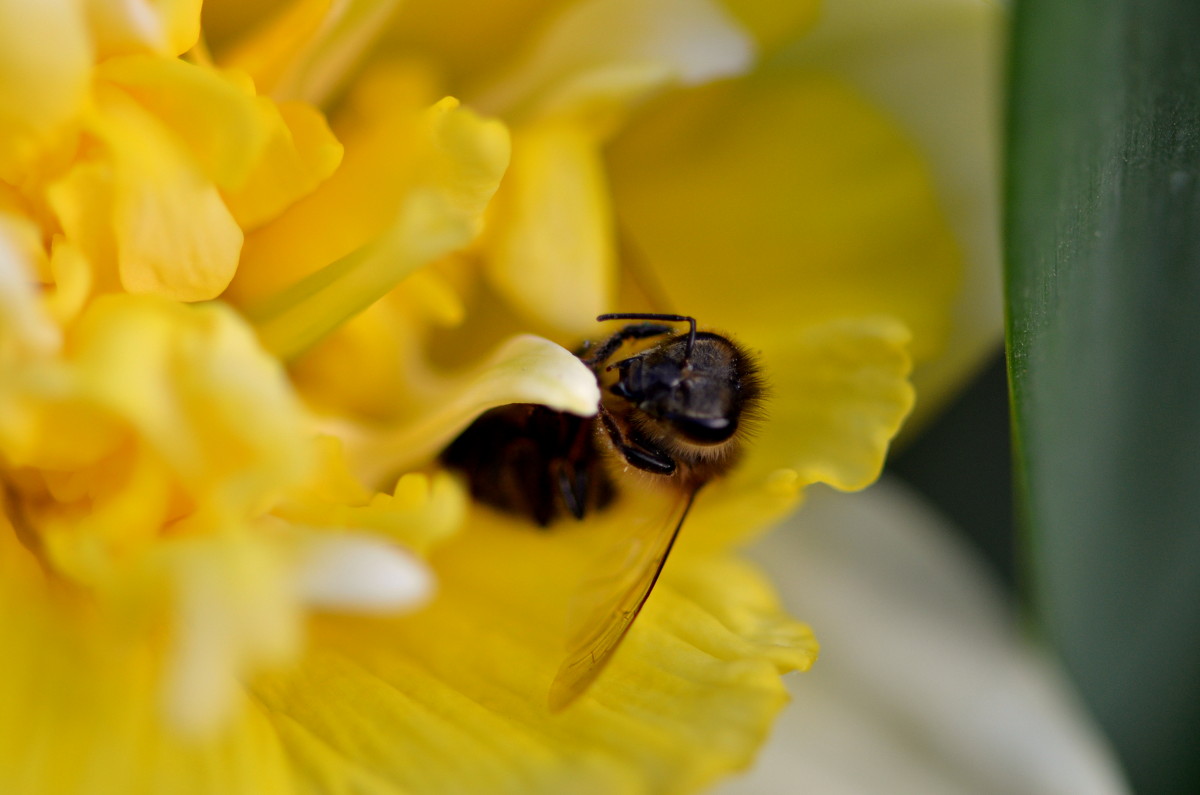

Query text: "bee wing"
[548, 488, 699, 712]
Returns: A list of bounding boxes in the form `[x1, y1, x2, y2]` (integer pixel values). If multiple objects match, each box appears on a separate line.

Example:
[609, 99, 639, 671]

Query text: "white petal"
[722, 478, 1130, 795]
[295, 533, 434, 613]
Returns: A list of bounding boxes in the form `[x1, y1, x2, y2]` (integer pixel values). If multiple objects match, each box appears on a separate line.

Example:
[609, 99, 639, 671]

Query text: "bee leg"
[554, 463, 588, 520]
[582, 323, 675, 368]
[599, 410, 677, 475]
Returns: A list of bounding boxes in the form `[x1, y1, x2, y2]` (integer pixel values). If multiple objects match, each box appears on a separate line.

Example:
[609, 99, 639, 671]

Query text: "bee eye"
[668, 413, 736, 444]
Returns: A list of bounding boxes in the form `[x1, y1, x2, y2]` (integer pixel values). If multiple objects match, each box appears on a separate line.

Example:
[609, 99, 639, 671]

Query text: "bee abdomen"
[440, 404, 614, 527]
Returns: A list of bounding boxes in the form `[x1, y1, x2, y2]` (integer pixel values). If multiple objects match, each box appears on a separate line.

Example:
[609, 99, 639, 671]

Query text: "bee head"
[608, 333, 759, 447]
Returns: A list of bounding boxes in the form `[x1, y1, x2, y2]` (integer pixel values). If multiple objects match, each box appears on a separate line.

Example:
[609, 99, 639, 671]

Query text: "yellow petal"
[286, 266, 467, 420]
[751, 317, 914, 492]
[158, 531, 299, 735]
[90, 86, 243, 301]
[242, 95, 510, 359]
[483, 122, 615, 336]
[215, 0, 334, 92]
[220, 0, 402, 106]
[0, 214, 60, 356]
[44, 235, 93, 325]
[250, 511, 815, 793]
[0, 0, 91, 180]
[85, 0, 204, 58]
[221, 100, 344, 230]
[70, 295, 312, 515]
[609, 68, 961, 362]
[337, 333, 599, 486]
[45, 159, 124, 299]
[0, 530, 294, 794]
[275, 437, 469, 555]
[683, 317, 915, 552]
[96, 55, 271, 190]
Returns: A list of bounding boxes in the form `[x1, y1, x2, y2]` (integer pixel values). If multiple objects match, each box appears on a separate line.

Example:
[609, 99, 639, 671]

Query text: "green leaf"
[1006, 2, 1200, 792]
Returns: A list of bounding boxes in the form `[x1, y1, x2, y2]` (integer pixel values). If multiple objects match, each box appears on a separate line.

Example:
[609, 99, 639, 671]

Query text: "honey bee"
[440, 313, 764, 709]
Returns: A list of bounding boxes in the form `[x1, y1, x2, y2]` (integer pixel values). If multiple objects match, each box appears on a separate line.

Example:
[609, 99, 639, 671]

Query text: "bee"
[440, 313, 764, 709]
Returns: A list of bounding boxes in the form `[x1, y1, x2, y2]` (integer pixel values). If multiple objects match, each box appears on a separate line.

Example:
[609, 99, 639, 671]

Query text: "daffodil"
[2, 0, 977, 792]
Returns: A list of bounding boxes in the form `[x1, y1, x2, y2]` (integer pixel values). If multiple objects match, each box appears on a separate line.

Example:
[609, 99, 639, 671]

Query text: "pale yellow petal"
[0, 0, 91, 180]
[609, 68, 961, 362]
[338, 334, 599, 486]
[85, 0, 204, 57]
[473, 0, 755, 121]
[158, 531, 299, 735]
[90, 87, 242, 301]
[483, 122, 615, 336]
[96, 55, 271, 190]
[799, 0, 1006, 428]
[250, 511, 815, 793]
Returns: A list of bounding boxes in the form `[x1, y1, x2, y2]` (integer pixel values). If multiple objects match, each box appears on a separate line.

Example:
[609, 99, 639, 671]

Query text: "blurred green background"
[889, 2, 1200, 792]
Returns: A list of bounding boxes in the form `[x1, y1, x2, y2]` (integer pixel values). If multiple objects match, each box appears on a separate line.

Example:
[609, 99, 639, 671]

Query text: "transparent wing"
[548, 488, 699, 712]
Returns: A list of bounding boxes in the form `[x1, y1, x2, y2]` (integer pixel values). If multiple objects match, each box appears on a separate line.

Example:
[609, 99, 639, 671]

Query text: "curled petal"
[339, 334, 599, 485]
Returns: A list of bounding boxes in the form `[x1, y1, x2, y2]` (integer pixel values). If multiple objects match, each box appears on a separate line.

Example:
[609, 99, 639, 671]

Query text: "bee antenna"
[595, 313, 697, 360]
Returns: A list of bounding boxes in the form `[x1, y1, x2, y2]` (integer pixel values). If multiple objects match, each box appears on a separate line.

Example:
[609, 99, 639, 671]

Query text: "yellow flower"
[1, 1, 970, 793]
